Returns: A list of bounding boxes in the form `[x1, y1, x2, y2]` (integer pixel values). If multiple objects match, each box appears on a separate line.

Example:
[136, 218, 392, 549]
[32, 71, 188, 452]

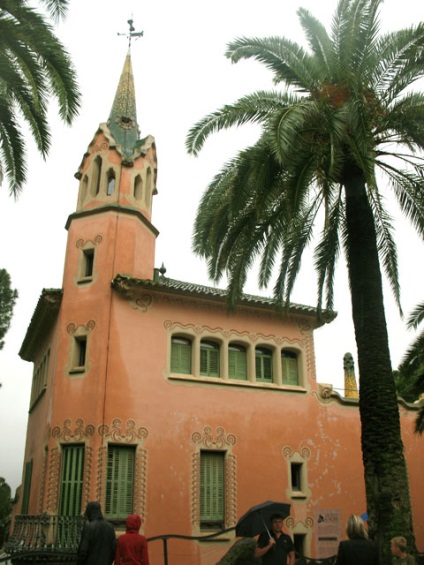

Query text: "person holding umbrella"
[255, 513, 295, 565]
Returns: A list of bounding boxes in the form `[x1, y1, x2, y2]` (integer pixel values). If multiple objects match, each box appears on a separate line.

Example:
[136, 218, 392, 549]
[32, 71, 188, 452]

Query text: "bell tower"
[65, 46, 158, 282]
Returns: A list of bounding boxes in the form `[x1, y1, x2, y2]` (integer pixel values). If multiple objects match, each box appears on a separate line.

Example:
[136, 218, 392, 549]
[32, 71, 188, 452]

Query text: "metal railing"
[5, 516, 423, 565]
[5, 515, 84, 556]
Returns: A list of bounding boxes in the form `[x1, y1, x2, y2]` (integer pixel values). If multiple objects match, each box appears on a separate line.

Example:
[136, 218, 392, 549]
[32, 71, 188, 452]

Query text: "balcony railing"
[5, 515, 84, 558]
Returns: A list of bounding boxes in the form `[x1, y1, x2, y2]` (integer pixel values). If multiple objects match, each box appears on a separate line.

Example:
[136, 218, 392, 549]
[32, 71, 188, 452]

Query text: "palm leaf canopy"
[186, 0, 424, 313]
[0, 0, 80, 195]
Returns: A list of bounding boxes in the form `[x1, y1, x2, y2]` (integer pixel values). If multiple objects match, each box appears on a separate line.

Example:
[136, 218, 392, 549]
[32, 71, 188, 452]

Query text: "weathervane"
[117, 18, 143, 48]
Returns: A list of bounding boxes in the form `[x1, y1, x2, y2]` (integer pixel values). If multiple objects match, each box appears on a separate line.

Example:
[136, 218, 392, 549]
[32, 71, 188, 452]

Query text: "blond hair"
[346, 514, 368, 540]
[391, 536, 407, 553]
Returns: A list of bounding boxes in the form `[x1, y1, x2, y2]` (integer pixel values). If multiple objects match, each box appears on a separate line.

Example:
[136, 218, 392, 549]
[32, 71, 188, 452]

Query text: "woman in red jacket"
[115, 514, 149, 565]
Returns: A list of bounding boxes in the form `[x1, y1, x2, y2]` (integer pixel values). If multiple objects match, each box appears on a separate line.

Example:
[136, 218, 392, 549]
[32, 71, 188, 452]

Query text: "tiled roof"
[112, 273, 337, 326]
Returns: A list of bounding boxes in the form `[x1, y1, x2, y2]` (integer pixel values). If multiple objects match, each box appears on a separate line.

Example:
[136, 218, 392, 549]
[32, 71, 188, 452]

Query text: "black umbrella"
[235, 501, 291, 539]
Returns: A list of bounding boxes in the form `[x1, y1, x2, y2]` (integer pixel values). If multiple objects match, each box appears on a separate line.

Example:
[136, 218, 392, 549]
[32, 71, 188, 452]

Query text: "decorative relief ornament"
[51, 419, 95, 442]
[192, 426, 236, 449]
[98, 418, 148, 443]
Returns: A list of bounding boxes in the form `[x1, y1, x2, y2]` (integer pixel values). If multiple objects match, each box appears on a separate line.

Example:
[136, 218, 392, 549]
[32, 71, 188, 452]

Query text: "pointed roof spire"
[107, 50, 140, 158]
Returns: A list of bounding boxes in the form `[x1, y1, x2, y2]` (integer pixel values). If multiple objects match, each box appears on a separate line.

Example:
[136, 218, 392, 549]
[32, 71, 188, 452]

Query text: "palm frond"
[297, 8, 334, 79]
[368, 190, 402, 313]
[314, 187, 344, 313]
[406, 302, 424, 330]
[186, 91, 295, 155]
[380, 164, 424, 239]
[374, 24, 424, 103]
[225, 36, 319, 91]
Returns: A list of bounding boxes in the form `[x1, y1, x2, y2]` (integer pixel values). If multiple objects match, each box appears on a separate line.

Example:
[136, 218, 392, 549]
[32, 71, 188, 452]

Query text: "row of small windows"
[171, 337, 301, 386]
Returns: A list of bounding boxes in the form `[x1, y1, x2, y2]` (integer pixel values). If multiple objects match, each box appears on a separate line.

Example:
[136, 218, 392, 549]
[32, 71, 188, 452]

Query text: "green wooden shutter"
[200, 342, 220, 377]
[21, 460, 33, 514]
[282, 352, 299, 385]
[59, 445, 84, 516]
[105, 446, 135, 519]
[200, 452, 225, 527]
[228, 347, 247, 380]
[171, 339, 191, 374]
[256, 348, 273, 382]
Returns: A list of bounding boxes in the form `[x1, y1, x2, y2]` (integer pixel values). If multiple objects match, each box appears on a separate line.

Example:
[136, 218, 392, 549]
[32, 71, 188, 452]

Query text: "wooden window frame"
[282, 350, 299, 385]
[200, 340, 220, 378]
[105, 445, 136, 520]
[255, 346, 273, 383]
[228, 344, 247, 380]
[59, 444, 85, 516]
[171, 337, 192, 375]
[21, 460, 33, 514]
[200, 451, 225, 530]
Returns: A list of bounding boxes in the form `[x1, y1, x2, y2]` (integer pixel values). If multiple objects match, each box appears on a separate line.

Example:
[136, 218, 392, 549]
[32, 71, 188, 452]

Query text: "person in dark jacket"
[115, 514, 149, 565]
[77, 501, 116, 565]
[335, 514, 378, 565]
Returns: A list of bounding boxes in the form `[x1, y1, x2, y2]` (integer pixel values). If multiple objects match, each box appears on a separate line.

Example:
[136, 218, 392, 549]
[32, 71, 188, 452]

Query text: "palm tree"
[397, 302, 424, 433]
[0, 0, 80, 196]
[186, 0, 424, 559]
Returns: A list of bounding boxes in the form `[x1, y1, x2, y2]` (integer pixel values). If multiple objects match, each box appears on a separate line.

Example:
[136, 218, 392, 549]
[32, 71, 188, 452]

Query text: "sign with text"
[314, 508, 342, 558]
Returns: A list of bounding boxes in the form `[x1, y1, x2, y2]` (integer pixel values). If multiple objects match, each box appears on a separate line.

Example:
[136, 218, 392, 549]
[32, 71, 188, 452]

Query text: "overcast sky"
[0, 0, 423, 493]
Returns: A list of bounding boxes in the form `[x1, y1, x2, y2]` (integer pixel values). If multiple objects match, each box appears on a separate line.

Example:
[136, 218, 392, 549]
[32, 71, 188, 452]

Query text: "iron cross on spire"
[117, 18, 143, 48]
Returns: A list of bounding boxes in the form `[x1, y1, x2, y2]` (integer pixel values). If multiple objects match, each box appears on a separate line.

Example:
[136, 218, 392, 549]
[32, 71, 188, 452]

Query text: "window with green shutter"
[282, 351, 299, 385]
[200, 341, 220, 377]
[171, 337, 192, 374]
[21, 460, 33, 514]
[105, 445, 135, 519]
[200, 451, 225, 529]
[228, 344, 247, 380]
[255, 347, 273, 382]
[59, 445, 85, 516]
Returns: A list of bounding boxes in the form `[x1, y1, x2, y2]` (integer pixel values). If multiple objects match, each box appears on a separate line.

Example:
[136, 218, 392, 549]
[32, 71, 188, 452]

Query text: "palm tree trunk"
[343, 169, 415, 562]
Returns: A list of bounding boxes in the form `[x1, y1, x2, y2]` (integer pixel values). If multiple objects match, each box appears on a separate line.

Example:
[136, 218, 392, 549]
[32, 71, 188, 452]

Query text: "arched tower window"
[91, 156, 102, 196]
[134, 174, 143, 200]
[81, 175, 88, 201]
[106, 169, 116, 196]
[145, 168, 152, 207]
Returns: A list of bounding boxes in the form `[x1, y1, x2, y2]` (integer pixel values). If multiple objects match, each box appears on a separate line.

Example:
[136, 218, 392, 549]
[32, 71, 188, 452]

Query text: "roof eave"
[111, 273, 336, 328]
[19, 289, 63, 362]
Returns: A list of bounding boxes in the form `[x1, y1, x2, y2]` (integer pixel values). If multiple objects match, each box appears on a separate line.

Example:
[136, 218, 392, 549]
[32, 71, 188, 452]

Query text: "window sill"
[69, 367, 86, 375]
[169, 373, 307, 393]
[77, 276, 93, 285]
[290, 491, 307, 499]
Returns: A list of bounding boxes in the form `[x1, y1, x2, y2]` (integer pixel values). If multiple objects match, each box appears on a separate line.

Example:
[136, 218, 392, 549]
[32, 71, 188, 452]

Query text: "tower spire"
[108, 19, 144, 159]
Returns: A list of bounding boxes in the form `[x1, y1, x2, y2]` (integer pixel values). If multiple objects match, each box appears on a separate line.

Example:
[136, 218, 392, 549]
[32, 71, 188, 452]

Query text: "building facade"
[12, 51, 424, 565]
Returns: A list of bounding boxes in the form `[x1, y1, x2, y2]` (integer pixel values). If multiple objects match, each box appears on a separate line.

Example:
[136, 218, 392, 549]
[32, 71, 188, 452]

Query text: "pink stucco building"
[11, 51, 424, 565]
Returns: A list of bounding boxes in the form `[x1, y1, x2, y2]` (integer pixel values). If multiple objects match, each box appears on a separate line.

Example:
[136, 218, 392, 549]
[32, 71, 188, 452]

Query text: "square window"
[291, 462, 303, 492]
[74, 336, 87, 368]
[82, 249, 94, 278]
